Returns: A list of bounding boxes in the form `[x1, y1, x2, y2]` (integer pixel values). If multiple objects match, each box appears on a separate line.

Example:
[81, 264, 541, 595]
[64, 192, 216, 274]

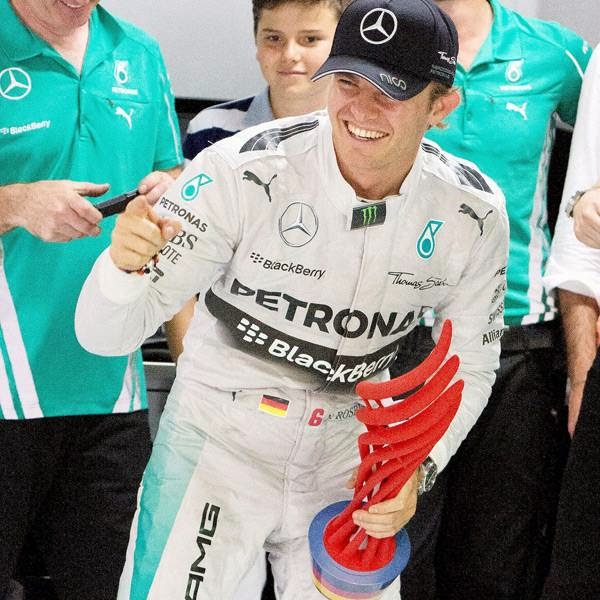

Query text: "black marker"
[96, 189, 138, 218]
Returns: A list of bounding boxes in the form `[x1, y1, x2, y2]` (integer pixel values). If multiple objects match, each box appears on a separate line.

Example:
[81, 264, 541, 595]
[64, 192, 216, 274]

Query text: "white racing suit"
[76, 112, 509, 600]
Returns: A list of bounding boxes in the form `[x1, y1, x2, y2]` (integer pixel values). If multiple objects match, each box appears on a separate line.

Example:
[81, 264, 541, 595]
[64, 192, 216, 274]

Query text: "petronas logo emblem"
[505, 59, 524, 83]
[417, 220, 444, 259]
[181, 173, 213, 201]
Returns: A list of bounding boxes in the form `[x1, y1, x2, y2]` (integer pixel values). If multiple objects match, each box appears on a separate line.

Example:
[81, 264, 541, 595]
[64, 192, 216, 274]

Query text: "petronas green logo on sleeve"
[417, 220, 444, 259]
[181, 173, 213, 201]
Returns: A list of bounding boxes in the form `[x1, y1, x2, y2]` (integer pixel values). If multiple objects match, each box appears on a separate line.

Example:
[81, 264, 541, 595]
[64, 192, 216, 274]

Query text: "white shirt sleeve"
[431, 190, 510, 471]
[544, 44, 600, 305]
[75, 149, 240, 356]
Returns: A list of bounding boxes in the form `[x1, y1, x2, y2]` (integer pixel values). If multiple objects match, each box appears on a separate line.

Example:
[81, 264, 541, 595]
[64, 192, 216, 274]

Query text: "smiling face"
[13, 0, 100, 32]
[328, 73, 459, 197]
[255, 2, 338, 108]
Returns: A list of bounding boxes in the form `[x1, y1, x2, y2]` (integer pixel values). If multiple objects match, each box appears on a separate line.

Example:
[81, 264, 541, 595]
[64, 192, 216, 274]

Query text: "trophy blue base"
[308, 501, 411, 599]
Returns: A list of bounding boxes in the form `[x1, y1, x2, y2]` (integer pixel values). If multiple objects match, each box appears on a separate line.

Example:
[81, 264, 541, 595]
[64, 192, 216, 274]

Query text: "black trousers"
[541, 349, 600, 600]
[0, 411, 151, 600]
[394, 324, 566, 600]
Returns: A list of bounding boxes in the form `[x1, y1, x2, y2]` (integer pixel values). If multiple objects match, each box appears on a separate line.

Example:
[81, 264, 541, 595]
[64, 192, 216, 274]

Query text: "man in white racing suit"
[75, 1, 509, 598]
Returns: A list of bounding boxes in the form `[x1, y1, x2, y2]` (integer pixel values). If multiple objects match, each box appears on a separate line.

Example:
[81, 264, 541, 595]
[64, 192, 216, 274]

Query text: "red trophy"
[309, 320, 463, 599]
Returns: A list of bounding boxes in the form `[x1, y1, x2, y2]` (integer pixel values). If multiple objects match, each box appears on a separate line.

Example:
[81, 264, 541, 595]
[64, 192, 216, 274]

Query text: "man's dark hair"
[252, 0, 347, 35]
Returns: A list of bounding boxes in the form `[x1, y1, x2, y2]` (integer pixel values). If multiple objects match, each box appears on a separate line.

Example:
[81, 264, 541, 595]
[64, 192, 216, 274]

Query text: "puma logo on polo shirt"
[115, 106, 134, 129]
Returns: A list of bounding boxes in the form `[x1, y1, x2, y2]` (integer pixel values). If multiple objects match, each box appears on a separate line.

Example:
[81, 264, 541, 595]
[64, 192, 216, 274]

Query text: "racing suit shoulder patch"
[421, 141, 492, 194]
[239, 119, 319, 153]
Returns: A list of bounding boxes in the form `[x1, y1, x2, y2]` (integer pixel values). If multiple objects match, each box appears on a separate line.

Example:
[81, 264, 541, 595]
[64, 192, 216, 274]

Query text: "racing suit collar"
[317, 116, 358, 220]
[399, 145, 424, 197]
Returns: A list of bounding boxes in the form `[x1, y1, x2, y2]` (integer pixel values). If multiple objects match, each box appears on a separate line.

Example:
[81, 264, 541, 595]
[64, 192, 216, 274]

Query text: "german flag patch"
[258, 395, 290, 417]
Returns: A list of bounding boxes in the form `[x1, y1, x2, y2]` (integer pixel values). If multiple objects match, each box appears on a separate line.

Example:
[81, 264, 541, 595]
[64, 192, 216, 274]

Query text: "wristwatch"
[417, 456, 438, 495]
[565, 189, 588, 218]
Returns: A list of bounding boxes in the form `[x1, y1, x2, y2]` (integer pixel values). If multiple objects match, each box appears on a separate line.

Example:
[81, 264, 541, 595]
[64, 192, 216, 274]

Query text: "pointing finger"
[72, 181, 110, 197]
[125, 195, 152, 218]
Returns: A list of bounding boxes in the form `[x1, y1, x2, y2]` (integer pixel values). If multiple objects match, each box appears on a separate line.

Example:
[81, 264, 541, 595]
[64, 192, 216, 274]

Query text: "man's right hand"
[573, 187, 600, 248]
[5, 180, 108, 241]
[109, 195, 181, 272]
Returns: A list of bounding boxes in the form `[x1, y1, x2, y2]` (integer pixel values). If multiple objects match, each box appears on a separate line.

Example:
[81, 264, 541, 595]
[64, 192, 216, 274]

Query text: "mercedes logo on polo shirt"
[0, 67, 32, 100]
[279, 202, 319, 247]
[360, 8, 398, 45]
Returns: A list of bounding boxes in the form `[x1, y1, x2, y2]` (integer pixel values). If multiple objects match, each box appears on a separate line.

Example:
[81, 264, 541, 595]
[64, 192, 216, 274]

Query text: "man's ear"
[430, 89, 460, 128]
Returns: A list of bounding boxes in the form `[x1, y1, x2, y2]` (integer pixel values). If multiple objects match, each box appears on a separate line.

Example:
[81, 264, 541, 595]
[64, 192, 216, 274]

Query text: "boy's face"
[255, 2, 338, 102]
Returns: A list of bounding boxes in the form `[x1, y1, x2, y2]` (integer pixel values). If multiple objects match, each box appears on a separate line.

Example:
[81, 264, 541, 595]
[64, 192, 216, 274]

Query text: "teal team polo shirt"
[0, 3, 182, 418]
[426, 0, 591, 326]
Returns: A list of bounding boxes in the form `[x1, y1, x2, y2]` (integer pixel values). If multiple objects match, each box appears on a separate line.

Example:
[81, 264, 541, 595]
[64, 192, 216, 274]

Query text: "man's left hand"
[137, 170, 178, 206]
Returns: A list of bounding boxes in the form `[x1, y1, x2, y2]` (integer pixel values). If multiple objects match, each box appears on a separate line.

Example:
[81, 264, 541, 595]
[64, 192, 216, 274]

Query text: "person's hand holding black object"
[1, 179, 108, 241]
[137, 170, 174, 206]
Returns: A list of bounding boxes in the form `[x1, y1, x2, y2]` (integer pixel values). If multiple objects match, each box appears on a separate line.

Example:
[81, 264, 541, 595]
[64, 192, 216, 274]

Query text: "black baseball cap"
[312, 0, 458, 100]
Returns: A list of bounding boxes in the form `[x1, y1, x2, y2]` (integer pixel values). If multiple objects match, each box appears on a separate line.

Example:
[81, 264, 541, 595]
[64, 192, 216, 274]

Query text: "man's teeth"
[347, 123, 386, 140]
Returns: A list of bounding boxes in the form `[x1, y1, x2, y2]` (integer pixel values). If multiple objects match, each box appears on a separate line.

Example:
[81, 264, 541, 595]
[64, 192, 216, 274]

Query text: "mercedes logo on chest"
[360, 8, 398, 45]
[279, 202, 319, 247]
[0, 67, 32, 100]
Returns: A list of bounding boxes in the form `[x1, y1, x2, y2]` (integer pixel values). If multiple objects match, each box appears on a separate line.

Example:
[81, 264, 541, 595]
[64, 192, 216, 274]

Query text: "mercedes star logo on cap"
[360, 8, 398, 45]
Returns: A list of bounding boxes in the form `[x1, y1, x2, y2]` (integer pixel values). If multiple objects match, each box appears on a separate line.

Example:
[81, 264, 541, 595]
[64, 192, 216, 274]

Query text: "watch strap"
[565, 189, 587, 218]
[417, 456, 438, 495]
